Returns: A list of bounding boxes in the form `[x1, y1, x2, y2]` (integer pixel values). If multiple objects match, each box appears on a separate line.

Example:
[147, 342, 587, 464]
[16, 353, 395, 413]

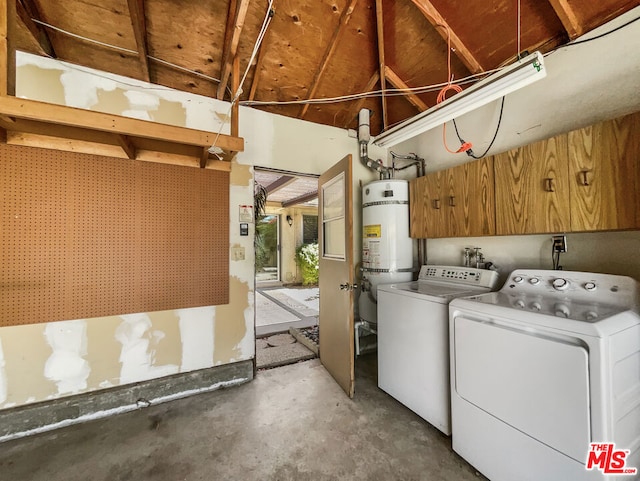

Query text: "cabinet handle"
[580, 170, 590, 186]
[544, 178, 555, 192]
[432, 199, 441, 209]
[449, 195, 456, 207]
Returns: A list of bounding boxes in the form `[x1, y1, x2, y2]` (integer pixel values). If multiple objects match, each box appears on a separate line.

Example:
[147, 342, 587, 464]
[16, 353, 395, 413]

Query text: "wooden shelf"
[0, 95, 244, 170]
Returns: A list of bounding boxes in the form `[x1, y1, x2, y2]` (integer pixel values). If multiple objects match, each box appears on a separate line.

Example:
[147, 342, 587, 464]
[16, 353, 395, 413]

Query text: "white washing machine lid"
[378, 280, 492, 304]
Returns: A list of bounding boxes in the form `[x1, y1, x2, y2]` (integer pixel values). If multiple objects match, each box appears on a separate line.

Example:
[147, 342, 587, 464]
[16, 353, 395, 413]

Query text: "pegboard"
[0, 143, 229, 327]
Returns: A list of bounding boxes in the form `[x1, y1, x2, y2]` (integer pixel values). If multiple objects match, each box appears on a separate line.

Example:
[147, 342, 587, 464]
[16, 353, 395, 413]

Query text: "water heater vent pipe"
[358, 109, 392, 179]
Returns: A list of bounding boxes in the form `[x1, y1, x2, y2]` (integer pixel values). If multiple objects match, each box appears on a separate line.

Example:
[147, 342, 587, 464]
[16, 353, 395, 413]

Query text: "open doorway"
[254, 168, 321, 369]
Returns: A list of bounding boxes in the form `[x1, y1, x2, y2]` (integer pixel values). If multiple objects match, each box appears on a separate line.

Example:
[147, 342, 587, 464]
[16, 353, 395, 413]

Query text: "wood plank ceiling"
[12, 0, 640, 136]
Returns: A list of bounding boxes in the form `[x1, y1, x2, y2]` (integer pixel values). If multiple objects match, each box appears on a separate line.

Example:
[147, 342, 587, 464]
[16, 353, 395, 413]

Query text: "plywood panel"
[0, 143, 229, 327]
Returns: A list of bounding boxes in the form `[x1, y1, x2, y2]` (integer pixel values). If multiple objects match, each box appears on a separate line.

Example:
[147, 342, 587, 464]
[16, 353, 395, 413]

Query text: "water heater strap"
[363, 200, 409, 208]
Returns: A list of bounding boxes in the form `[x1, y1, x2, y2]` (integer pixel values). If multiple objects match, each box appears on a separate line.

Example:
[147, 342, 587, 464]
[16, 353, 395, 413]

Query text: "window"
[303, 215, 318, 244]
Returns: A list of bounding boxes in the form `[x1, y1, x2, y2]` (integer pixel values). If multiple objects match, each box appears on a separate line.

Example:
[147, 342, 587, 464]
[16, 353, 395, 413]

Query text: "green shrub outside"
[295, 243, 319, 285]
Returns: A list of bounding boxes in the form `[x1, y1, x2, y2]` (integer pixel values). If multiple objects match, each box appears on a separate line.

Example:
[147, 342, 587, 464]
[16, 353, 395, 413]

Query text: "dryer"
[377, 265, 499, 435]
[449, 269, 640, 481]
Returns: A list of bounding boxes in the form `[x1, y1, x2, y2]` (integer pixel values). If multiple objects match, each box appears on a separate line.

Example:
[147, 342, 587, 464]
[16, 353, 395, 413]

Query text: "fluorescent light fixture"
[373, 51, 547, 148]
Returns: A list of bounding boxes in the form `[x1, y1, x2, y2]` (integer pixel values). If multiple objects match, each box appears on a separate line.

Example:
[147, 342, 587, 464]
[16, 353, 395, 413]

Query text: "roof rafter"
[282, 190, 318, 208]
[126, 0, 151, 82]
[342, 71, 380, 129]
[374, 0, 388, 130]
[409, 0, 483, 74]
[248, 22, 273, 101]
[547, 0, 583, 39]
[300, 0, 358, 118]
[384, 66, 428, 113]
[265, 175, 296, 194]
[217, 0, 250, 100]
[16, 0, 55, 57]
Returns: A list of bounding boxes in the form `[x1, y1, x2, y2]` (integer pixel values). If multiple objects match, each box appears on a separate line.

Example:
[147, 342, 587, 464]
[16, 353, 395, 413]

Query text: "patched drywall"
[177, 306, 215, 371]
[15, 63, 65, 105]
[115, 313, 180, 384]
[150, 98, 187, 127]
[0, 338, 7, 404]
[1, 324, 56, 405]
[85, 316, 122, 389]
[93, 87, 131, 117]
[43, 320, 90, 395]
[230, 163, 253, 187]
[213, 277, 252, 364]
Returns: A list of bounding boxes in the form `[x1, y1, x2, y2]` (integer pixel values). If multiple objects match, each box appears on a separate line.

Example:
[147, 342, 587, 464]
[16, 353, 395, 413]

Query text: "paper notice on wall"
[239, 205, 254, 223]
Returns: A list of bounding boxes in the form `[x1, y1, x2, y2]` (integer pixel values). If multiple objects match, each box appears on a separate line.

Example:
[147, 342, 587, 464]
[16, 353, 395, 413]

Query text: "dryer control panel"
[504, 269, 640, 311]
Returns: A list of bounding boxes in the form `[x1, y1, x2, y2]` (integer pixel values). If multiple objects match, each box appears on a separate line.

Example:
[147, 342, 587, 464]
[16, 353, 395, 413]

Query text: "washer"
[377, 265, 499, 435]
[449, 269, 640, 481]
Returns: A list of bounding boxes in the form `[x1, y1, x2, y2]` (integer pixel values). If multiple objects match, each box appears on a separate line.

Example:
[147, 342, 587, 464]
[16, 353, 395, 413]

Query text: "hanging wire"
[209, 0, 275, 154]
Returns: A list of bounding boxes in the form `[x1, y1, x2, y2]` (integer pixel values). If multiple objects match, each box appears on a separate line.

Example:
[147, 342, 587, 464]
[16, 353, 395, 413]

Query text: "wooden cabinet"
[494, 111, 640, 235]
[410, 111, 640, 239]
[568, 112, 640, 231]
[494, 134, 571, 235]
[410, 170, 445, 238]
[410, 158, 495, 238]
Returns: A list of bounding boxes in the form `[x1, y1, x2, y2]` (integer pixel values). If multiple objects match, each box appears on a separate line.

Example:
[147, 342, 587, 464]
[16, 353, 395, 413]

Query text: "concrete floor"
[0, 356, 484, 481]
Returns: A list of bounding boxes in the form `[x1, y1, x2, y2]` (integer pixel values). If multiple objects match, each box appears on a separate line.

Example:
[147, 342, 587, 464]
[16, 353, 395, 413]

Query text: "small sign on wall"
[239, 205, 254, 223]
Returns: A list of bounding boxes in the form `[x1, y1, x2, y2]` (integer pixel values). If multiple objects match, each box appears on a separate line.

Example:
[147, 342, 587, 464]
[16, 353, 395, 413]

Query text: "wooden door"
[569, 112, 640, 231]
[318, 155, 355, 397]
[494, 135, 570, 235]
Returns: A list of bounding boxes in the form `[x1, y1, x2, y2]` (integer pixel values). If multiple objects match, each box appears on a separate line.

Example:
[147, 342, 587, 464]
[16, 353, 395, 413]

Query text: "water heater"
[359, 179, 414, 327]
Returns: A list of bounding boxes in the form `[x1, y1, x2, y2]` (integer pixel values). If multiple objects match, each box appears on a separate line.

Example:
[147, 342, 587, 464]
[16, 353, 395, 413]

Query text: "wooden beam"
[219, 0, 237, 97]
[200, 147, 209, 168]
[217, 0, 250, 100]
[117, 134, 137, 159]
[265, 175, 296, 194]
[343, 71, 380, 129]
[127, 0, 151, 82]
[410, 0, 483, 74]
[0, 125, 6, 142]
[547, 0, 583, 39]
[231, 55, 239, 137]
[16, 0, 55, 57]
[0, 0, 16, 96]
[282, 190, 318, 208]
[300, 0, 358, 118]
[248, 22, 273, 101]
[374, 0, 388, 130]
[384, 66, 428, 112]
[0, 96, 245, 152]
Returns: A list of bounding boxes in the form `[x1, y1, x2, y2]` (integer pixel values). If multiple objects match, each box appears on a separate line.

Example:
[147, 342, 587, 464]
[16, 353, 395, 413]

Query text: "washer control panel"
[418, 265, 499, 289]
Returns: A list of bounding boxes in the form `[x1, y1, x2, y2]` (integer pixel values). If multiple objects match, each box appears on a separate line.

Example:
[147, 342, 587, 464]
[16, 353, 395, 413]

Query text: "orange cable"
[435, 23, 470, 154]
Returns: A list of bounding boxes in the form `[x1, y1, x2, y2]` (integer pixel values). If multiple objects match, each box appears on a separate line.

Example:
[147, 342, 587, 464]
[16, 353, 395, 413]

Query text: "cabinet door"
[569, 112, 640, 231]
[494, 135, 570, 235]
[409, 171, 445, 238]
[444, 160, 494, 237]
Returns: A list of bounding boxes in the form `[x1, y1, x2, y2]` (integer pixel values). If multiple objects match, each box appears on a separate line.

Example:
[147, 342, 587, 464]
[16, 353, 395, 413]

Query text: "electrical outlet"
[552, 235, 567, 253]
